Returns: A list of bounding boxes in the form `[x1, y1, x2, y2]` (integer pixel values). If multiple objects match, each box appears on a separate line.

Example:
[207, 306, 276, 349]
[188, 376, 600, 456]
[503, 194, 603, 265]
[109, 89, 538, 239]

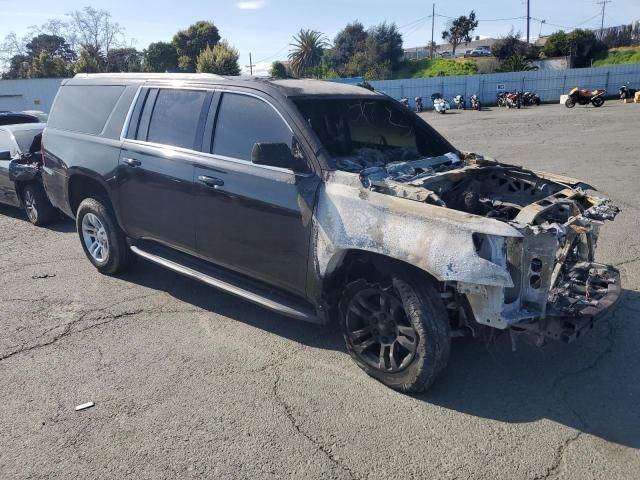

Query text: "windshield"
[13, 129, 43, 155]
[293, 98, 455, 170]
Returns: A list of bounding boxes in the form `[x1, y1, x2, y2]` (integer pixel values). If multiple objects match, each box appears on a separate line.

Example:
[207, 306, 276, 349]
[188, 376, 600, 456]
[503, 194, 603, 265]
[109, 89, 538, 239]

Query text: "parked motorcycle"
[431, 93, 450, 114]
[565, 87, 606, 108]
[496, 92, 507, 108]
[619, 83, 638, 100]
[522, 91, 541, 106]
[470, 94, 481, 111]
[505, 91, 522, 109]
[453, 94, 466, 110]
[415, 96, 424, 113]
[400, 97, 410, 108]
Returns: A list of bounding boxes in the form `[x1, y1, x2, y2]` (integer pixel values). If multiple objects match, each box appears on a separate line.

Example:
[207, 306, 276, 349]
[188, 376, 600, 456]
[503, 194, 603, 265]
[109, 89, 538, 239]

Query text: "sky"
[1, 0, 636, 75]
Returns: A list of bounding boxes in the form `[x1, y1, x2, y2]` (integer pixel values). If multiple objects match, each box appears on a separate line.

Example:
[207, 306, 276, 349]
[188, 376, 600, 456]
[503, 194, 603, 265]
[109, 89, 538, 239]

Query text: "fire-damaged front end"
[294, 92, 620, 344]
[452, 157, 621, 342]
[317, 151, 620, 344]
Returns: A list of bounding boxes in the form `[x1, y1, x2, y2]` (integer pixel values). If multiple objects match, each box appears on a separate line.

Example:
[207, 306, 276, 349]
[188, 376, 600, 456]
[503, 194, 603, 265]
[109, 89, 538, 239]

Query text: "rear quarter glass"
[48, 85, 126, 135]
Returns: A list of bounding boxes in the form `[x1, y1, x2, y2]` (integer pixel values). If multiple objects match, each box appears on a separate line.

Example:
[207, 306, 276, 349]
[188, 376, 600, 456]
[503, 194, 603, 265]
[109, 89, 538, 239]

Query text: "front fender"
[314, 171, 520, 288]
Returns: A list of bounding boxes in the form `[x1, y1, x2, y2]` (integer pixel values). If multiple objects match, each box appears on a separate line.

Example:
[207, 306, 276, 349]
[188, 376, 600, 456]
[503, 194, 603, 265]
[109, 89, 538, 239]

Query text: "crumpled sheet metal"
[313, 170, 521, 288]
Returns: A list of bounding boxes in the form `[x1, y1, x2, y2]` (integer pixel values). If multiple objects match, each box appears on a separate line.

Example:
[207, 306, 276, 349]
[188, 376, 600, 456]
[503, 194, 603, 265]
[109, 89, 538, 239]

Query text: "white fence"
[335, 63, 640, 108]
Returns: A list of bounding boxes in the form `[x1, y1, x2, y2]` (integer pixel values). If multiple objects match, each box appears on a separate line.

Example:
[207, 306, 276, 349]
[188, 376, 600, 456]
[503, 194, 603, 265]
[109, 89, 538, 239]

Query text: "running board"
[130, 245, 321, 324]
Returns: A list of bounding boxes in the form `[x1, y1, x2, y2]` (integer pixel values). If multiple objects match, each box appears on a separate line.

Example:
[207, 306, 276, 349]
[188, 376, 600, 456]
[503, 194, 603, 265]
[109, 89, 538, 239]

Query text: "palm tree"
[288, 29, 329, 78]
[501, 54, 538, 72]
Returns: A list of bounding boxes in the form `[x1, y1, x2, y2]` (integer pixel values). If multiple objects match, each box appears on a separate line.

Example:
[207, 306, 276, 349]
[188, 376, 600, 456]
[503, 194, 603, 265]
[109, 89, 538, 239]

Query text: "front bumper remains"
[518, 263, 621, 343]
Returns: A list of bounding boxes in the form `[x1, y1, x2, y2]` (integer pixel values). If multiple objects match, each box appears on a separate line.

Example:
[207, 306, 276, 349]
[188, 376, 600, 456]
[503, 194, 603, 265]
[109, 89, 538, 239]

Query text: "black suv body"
[43, 74, 620, 392]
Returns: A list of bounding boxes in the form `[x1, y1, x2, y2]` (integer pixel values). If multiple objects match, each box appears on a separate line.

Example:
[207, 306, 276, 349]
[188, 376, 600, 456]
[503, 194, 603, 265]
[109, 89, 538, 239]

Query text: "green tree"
[3, 55, 31, 79]
[331, 21, 368, 75]
[196, 41, 240, 76]
[73, 48, 100, 74]
[543, 29, 607, 67]
[173, 21, 221, 72]
[542, 31, 570, 57]
[26, 34, 75, 62]
[107, 48, 142, 72]
[442, 11, 478, 55]
[501, 54, 536, 72]
[366, 22, 404, 72]
[288, 29, 329, 78]
[493, 30, 538, 60]
[144, 41, 179, 72]
[269, 61, 288, 78]
[29, 50, 71, 77]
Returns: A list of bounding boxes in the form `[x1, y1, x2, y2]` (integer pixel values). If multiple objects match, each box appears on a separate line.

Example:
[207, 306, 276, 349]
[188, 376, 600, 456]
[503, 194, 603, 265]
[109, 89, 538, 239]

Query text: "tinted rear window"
[146, 89, 208, 150]
[48, 85, 125, 135]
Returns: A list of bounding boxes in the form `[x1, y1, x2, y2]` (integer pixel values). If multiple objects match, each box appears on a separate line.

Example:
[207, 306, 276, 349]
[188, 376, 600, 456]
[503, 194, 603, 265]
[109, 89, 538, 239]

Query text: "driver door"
[194, 91, 320, 298]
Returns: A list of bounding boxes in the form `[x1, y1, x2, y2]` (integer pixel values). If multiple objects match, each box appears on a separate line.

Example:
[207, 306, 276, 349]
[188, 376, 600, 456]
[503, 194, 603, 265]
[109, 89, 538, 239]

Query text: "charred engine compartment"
[335, 148, 621, 343]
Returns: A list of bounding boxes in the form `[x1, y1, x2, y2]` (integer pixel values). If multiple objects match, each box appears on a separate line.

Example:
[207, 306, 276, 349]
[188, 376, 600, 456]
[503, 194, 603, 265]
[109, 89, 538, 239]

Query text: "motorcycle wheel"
[565, 98, 576, 108]
[592, 97, 605, 107]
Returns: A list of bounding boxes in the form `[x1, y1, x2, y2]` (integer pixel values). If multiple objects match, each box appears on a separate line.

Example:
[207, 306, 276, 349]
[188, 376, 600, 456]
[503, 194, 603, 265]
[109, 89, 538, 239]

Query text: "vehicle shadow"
[0, 204, 75, 233]
[120, 259, 640, 448]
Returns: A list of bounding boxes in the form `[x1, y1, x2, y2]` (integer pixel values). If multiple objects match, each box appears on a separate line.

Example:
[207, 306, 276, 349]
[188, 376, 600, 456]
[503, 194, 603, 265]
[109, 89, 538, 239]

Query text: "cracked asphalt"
[1, 101, 639, 479]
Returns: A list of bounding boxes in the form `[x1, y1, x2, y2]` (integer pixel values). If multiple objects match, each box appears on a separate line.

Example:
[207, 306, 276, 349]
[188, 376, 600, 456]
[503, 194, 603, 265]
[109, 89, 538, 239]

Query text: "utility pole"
[430, 3, 435, 59]
[597, 0, 612, 36]
[245, 52, 256, 76]
[526, 0, 531, 43]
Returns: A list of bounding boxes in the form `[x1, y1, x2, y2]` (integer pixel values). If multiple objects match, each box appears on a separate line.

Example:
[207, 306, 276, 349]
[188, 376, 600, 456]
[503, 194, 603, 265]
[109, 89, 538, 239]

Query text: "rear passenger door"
[194, 91, 320, 298]
[118, 87, 213, 251]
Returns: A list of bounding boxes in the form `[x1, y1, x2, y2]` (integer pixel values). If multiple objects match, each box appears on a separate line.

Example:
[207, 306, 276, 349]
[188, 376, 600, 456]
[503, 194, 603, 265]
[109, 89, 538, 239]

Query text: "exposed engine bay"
[334, 147, 621, 343]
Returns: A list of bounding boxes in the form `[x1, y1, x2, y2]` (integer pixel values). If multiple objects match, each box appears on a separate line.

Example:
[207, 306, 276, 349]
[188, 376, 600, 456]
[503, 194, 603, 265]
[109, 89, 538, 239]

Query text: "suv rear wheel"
[339, 277, 451, 393]
[76, 196, 135, 274]
[21, 183, 56, 226]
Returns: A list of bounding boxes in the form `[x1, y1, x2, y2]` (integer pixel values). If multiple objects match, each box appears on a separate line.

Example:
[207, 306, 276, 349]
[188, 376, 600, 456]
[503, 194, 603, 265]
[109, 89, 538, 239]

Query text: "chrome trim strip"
[130, 245, 320, 323]
[119, 85, 143, 141]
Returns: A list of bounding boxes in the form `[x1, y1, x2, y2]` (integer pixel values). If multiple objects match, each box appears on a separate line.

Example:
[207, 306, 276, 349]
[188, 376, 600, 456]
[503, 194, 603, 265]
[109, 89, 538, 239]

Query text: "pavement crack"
[0, 309, 144, 362]
[271, 367, 358, 480]
[534, 431, 582, 480]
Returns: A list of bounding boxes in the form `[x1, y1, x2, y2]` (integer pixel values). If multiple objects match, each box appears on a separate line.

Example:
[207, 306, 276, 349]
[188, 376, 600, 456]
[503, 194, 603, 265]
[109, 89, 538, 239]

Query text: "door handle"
[122, 157, 142, 167]
[198, 175, 224, 188]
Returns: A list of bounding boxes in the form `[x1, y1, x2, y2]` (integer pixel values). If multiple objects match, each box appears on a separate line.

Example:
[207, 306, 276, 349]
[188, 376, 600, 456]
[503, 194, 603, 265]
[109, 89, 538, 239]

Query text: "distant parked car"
[0, 123, 57, 225]
[0, 112, 41, 126]
[21, 110, 49, 122]
[470, 47, 492, 57]
[439, 51, 452, 58]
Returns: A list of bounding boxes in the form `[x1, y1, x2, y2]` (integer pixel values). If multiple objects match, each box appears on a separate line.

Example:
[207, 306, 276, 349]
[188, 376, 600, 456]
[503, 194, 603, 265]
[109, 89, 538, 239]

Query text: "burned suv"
[43, 74, 620, 392]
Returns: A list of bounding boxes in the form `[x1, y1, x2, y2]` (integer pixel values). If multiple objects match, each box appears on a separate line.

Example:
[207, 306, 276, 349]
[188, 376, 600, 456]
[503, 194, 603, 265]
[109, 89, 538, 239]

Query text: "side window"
[212, 93, 293, 161]
[145, 89, 209, 150]
[48, 85, 125, 135]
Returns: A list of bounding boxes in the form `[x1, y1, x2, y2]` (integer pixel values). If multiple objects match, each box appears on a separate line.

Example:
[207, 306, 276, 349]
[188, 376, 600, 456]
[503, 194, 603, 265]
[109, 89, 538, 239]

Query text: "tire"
[21, 183, 56, 226]
[592, 97, 605, 107]
[339, 277, 451, 393]
[565, 98, 576, 108]
[76, 196, 135, 275]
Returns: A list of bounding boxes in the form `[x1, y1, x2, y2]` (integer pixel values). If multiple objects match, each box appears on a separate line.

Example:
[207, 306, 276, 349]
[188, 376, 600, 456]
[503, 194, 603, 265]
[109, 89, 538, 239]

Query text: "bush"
[593, 47, 640, 66]
[196, 41, 240, 76]
[394, 58, 478, 79]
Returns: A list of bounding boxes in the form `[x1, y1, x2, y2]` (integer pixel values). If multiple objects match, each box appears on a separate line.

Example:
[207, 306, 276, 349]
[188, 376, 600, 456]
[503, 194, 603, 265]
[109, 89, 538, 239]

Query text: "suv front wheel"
[340, 277, 451, 393]
[76, 197, 135, 274]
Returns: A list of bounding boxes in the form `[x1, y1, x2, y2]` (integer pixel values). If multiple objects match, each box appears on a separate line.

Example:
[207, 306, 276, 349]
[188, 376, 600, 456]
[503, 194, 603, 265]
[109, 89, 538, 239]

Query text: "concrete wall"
[0, 78, 65, 113]
[358, 63, 640, 108]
